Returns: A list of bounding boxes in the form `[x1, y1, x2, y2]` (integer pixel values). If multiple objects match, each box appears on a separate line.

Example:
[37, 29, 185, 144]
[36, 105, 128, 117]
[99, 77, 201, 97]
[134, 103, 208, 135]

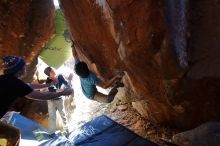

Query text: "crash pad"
[2, 112, 158, 146]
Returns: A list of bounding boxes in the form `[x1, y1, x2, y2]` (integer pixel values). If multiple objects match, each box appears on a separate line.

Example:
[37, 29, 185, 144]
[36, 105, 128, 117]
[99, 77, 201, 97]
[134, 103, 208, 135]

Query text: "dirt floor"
[105, 101, 180, 146]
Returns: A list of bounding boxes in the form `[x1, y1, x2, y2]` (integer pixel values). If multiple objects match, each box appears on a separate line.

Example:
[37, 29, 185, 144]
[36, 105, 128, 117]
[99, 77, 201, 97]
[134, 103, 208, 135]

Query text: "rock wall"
[59, 0, 220, 129]
[0, 0, 55, 70]
[0, 0, 55, 123]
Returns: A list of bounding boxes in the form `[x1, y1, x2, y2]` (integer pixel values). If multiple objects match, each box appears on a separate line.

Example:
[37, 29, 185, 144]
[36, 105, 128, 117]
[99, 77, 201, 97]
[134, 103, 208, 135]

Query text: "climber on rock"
[71, 42, 124, 103]
[0, 55, 73, 118]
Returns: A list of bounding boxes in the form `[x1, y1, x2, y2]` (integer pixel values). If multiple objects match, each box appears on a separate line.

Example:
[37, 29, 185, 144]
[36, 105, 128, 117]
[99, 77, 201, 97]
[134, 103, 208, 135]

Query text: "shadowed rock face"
[0, 0, 55, 122]
[172, 122, 220, 146]
[0, 0, 55, 69]
[59, 0, 220, 129]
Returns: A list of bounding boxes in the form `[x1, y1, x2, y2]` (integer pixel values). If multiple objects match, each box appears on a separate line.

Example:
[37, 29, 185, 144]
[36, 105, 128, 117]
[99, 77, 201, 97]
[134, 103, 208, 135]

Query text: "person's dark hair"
[44, 67, 52, 76]
[75, 61, 89, 78]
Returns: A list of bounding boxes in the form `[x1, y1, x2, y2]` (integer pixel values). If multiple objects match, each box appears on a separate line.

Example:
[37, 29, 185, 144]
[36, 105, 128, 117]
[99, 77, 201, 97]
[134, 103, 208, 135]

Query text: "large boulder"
[172, 122, 220, 146]
[0, 0, 55, 123]
[1, 0, 220, 130]
[59, 0, 220, 129]
[0, 0, 55, 69]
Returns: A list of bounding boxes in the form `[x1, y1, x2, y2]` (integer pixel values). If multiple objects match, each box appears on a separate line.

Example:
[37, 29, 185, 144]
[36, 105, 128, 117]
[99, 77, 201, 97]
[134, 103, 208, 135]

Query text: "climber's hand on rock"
[116, 71, 125, 80]
[118, 71, 125, 77]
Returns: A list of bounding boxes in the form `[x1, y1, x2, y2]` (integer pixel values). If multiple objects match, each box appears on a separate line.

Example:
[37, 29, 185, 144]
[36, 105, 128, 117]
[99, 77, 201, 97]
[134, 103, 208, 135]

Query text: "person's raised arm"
[98, 75, 119, 89]
[28, 83, 50, 90]
[25, 88, 73, 100]
[59, 75, 71, 88]
[27, 79, 57, 90]
[98, 72, 124, 89]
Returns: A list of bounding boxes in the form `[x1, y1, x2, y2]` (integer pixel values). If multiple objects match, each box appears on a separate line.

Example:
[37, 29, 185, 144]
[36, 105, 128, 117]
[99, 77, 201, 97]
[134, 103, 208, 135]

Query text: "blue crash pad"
[4, 113, 157, 146]
[67, 115, 158, 146]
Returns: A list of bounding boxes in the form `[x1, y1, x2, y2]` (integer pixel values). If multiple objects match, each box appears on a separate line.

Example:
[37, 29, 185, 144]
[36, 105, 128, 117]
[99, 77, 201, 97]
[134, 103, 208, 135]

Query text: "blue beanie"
[3, 56, 25, 74]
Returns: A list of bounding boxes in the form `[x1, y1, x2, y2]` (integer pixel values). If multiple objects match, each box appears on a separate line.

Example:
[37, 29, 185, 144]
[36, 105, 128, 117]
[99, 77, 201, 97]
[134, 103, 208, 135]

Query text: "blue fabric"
[39, 135, 72, 146]
[68, 115, 158, 146]
[5, 112, 73, 146]
[56, 75, 68, 89]
[5, 113, 157, 146]
[7, 113, 51, 145]
[79, 72, 101, 99]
